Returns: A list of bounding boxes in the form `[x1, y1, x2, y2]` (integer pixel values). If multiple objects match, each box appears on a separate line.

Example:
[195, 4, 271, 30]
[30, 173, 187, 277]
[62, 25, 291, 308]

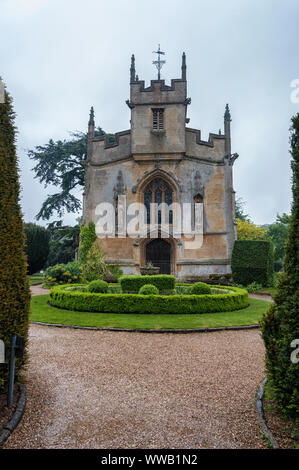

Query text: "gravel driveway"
[4, 325, 266, 449]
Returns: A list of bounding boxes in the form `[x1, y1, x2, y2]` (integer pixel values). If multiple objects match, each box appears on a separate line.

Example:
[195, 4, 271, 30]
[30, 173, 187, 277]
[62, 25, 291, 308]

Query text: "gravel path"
[30, 285, 50, 296]
[4, 325, 266, 449]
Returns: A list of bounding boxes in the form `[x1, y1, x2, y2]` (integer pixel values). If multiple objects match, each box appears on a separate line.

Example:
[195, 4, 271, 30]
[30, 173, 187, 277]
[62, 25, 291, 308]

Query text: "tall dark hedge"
[261, 114, 299, 419]
[24, 223, 50, 274]
[0, 83, 30, 392]
[231, 240, 274, 286]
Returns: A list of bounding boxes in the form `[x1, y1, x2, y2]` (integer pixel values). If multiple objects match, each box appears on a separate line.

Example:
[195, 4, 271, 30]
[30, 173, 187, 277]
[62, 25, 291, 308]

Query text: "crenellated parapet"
[185, 128, 226, 162]
[129, 79, 188, 107]
[90, 130, 131, 165]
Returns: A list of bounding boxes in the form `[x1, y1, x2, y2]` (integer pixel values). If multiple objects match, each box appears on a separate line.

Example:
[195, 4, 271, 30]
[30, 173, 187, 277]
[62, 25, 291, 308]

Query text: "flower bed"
[49, 284, 249, 315]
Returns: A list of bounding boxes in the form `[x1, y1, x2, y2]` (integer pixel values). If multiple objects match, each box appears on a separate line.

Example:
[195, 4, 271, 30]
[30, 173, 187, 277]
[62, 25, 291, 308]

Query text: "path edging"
[256, 377, 278, 449]
[31, 321, 260, 334]
[0, 384, 26, 448]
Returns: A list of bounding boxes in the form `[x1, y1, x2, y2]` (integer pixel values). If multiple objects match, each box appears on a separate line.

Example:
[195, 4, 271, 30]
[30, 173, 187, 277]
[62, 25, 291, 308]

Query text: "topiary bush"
[139, 284, 159, 295]
[120, 274, 176, 293]
[261, 114, 299, 419]
[0, 83, 30, 393]
[231, 240, 274, 287]
[50, 284, 249, 314]
[87, 279, 108, 293]
[190, 282, 211, 295]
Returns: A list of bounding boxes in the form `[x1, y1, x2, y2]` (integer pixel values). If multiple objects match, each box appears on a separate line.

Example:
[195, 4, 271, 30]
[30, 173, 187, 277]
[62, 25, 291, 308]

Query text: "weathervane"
[152, 44, 166, 80]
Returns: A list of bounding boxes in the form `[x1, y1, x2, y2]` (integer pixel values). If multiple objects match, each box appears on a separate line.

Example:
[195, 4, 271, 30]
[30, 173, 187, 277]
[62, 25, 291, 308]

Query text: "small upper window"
[152, 108, 164, 130]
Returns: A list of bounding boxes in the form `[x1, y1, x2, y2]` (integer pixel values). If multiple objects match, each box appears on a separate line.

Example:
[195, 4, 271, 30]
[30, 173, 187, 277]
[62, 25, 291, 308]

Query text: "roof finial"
[224, 104, 231, 156]
[152, 44, 166, 80]
[181, 52, 186, 81]
[88, 106, 95, 126]
[224, 103, 231, 122]
[130, 54, 136, 83]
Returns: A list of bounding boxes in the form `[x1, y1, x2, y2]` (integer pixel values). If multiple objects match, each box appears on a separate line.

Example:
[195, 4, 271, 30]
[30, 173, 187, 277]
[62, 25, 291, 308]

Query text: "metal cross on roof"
[152, 44, 166, 80]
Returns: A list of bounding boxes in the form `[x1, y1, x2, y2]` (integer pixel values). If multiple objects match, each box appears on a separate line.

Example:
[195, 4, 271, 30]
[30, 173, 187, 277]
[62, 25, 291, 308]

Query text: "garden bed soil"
[263, 382, 299, 448]
[0, 385, 19, 433]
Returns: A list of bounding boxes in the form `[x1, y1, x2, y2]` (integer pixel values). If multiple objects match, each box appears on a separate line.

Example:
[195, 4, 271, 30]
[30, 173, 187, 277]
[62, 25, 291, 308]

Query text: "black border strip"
[31, 321, 260, 334]
[0, 384, 26, 448]
[256, 378, 278, 449]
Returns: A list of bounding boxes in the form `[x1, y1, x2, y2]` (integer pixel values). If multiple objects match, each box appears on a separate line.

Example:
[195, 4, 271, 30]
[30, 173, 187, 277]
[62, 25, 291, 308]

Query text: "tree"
[235, 197, 250, 221]
[80, 241, 107, 283]
[0, 82, 30, 392]
[28, 128, 114, 220]
[47, 222, 80, 266]
[266, 213, 291, 266]
[24, 223, 50, 274]
[78, 221, 97, 264]
[236, 218, 267, 240]
[261, 114, 299, 418]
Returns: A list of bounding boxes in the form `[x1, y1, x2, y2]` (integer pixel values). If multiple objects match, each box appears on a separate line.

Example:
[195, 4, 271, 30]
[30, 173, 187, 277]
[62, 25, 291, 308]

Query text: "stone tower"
[82, 52, 237, 280]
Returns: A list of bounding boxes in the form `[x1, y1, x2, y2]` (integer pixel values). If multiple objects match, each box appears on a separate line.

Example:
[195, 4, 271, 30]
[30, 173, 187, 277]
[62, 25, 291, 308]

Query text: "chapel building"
[82, 52, 238, 280]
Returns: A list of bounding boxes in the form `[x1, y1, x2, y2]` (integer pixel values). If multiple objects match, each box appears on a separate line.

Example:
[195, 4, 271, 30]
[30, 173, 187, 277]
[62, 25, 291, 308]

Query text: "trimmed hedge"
[0, 87, 30, 393]
[49, 284, 249, 314]
[139, 284, 159, 295]
[231, 240, 274, 287]
[191, 282, 211, 295]
[87, 280, 108, 293]
[119, 274, 176, 293]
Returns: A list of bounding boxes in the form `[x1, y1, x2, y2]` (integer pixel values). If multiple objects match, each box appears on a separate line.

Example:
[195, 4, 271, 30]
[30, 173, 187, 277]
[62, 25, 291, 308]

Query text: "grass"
[29, 273, 44, 286]
[256, 287, 277, 297]
[30, 294, 271, 330]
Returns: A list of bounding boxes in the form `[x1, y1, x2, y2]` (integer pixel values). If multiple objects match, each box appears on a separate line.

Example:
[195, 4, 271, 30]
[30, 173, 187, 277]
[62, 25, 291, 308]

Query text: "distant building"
[82, 51, 237, 280]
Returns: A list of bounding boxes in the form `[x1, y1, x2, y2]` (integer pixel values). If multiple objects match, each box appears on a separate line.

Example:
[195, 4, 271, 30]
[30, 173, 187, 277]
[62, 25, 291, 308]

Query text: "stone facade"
[82, 53, 238, 281]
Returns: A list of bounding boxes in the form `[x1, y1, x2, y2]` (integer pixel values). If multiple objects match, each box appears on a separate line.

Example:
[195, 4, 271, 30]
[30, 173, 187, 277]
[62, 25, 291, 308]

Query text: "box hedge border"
[119, 274, 176, 293]
[231, 240, 274, 287]
[49, 284, 249, 315]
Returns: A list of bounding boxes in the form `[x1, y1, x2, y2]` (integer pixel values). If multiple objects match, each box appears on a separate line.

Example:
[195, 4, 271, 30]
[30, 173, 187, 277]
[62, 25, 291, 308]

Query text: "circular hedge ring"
[49, 284, 249, 315]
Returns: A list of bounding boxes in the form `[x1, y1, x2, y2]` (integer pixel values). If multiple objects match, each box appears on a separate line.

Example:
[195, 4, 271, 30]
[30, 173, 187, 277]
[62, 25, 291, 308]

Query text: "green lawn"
[29, 274, 44, 286]
[30, 294, 271, 330]
[256, 287, 277, 297]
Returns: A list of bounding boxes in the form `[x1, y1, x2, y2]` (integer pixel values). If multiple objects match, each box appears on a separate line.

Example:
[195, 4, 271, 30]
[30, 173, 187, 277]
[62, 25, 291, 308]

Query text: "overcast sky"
[1, 0, 298, 226]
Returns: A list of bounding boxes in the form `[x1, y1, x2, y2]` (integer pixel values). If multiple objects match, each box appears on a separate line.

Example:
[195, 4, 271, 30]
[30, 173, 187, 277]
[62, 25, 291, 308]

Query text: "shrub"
[80, 241, 107, 283]
[231, 240, 274, 287]
[107, 265, 123, 282]
[176, 285, 192, 295]
[24, 223, 50, 274]
[87, 280, 108, 293]
[246, 281, 263, 293]
[190, 282, 211, 295]
[208, 274, 233, 286]
[0, 85, 30, 393]
[44, 261, 80, 285]
[50, 284, 249, 314]
[261, 114, 299, 419]
[139, 284, 159, 295]
[120, 275, 176, 293]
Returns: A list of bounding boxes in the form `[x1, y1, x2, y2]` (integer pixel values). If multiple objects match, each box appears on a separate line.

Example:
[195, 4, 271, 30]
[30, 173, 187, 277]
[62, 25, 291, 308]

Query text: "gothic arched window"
[193, 193, 204, 231]
[144, 178, 173, 225]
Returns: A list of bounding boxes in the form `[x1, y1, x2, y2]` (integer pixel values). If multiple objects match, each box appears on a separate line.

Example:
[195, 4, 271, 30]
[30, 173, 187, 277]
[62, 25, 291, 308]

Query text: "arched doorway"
[146, 239, 171, 274]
